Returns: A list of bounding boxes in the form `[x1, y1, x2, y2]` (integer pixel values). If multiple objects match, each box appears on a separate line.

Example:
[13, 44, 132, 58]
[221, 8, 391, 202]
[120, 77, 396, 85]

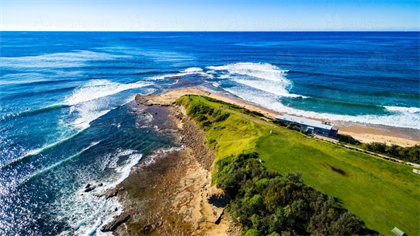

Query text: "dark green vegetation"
[338, 134, 420, 163]
[337, 134, 362, 145]
[215, 152, 370, 235]
[176, 95, 420, 235]
[362, 142, 419, 163]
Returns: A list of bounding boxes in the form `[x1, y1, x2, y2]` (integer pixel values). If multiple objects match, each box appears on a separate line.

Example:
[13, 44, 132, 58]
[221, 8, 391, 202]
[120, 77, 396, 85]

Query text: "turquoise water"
[0, 31, 419, 235]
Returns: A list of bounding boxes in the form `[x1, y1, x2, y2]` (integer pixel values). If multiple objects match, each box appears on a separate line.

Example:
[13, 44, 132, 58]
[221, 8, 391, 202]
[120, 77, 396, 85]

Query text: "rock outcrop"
[101, 212, 131, 232]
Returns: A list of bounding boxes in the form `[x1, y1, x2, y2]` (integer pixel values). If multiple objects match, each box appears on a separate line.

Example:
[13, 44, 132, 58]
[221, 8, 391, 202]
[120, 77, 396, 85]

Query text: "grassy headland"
[176, 95, 420, 235]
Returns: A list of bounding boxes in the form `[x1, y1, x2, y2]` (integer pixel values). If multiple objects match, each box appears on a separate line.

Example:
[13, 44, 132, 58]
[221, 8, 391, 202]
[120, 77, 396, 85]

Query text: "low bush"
[214, 153, 369, 235]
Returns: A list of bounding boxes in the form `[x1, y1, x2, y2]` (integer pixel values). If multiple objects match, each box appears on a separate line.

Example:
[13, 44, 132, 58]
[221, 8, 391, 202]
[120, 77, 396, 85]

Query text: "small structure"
[413, 169, 420, 175]
[275, 114, 338, 137]
[391, 227, 406, 236]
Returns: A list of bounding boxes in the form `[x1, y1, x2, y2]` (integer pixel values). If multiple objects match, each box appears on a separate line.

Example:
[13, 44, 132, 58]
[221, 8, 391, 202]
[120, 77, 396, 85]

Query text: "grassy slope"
[177, 95, 420, 235]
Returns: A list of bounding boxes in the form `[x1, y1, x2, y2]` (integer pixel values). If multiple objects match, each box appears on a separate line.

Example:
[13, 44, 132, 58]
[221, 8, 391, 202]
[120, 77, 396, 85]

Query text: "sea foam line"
[385, 106, 420, 114]
[64, 79, 151, 106]
[207, 62, 289, 82]
[224, 86, 420, 130]
[24, 141, 101, 184]
[232, 78, 304, 98]
[2, 132, 82, 170]
[147, 67, 213, 80]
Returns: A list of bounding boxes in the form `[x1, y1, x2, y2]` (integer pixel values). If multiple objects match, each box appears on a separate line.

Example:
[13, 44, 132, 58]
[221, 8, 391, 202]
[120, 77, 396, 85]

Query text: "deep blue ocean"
[1, 31, 419, 235]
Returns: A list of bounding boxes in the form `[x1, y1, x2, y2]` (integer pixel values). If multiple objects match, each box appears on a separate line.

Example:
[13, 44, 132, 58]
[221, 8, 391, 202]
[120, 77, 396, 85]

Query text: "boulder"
[84, 184, 96, 192]
[101, 213, 130, 232]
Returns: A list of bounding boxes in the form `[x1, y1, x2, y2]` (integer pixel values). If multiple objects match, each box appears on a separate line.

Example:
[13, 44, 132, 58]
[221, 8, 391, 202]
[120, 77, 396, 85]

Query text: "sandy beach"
[141, 87, 420, 147]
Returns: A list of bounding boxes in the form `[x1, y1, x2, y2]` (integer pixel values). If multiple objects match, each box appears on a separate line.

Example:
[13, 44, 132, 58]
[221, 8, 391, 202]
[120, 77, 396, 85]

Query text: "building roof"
[276, 114, 335, 130]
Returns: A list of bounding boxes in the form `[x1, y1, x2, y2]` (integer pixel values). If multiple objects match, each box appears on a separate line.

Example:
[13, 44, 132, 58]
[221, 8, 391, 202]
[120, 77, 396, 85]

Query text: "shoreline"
[140, 87, 420, 147]
[110, 100, 239, 235]
[104, 87, 418, 235]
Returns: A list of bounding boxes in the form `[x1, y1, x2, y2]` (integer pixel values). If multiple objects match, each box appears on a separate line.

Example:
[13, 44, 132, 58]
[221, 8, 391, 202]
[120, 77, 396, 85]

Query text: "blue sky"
[1, 0, 419, 31]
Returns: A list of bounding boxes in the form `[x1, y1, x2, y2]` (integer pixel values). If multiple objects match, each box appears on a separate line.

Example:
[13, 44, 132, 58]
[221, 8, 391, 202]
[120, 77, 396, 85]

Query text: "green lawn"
[177, 95, 420, 235]
[257, 130, 420, 235]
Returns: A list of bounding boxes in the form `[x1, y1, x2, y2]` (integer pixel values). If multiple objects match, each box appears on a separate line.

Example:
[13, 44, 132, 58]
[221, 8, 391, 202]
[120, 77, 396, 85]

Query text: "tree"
[329, 211, 363, 235]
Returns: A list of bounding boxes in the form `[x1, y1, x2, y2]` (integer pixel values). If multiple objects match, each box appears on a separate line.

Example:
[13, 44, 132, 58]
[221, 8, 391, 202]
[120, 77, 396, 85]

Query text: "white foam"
[224, 86, 420, 130]
[64, 80, 150, 106]
[385, 106, 420, 114]
[89, 149, 142, 193]
[137, 146, 185, 167]
[207, 62, 302, 98]
[147, 67, 213, 80]
[63, 79, 150, 130]
[71, 107, 111, 130]
[57, 188, 121, 236]
[8, 132, 81, 167]
[51, 148, 143, 236]
[207, 62, 289, 82]
[232, 78, 304, 98]
[111, 153, 143, 189]
[183, 67, 203, 73]
[24, 141, 101, 184]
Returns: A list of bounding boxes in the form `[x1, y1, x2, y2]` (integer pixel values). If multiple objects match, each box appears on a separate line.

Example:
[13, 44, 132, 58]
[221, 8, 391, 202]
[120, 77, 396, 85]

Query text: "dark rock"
[104, 188, 119, 199]
[84, 184, 96, 192]
[101, 213, 130, 232]
[215, 209, 224, 224]
[98, 183, 103, 187]
[143, 224, 155, 234]
[207, 193, 230, 208]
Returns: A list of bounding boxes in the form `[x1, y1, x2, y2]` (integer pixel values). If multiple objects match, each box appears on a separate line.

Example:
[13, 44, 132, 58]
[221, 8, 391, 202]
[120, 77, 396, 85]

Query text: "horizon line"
[1, 30, 419, 33]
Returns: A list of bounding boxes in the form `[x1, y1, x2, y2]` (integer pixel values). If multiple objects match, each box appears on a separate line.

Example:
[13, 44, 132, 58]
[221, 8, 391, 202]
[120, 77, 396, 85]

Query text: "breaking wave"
[63, 79, 150, 130]
[147, 67, 213, 80]
[224, 86, 420, 129]
[207, 62, 303, 98]
[64, 79, 150, 106]
[148, 62, 420, 129]
[207, 62, 289, 82]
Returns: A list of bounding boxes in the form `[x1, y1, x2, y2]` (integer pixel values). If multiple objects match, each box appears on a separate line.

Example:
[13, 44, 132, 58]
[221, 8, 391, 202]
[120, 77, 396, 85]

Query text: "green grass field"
[177, 95, 420, 235]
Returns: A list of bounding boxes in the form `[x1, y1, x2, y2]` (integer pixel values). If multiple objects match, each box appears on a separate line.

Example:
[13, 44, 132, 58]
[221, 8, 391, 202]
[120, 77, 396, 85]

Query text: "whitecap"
[64, 79, 150, 106]
[232, 78, 304, 98]
[207, 62, 302, 98]
[62, 79, 151, 130]
[147, 66, 213, 80]
[207, 62, 289, 82]
[50, 148, 143, 236]
[24, 141, 101, 184]
[385, 106, 420, 114]
[224, 86, 420, 130]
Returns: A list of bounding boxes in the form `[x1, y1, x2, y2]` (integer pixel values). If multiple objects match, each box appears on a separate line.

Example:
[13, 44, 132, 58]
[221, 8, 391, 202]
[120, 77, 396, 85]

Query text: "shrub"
[338, 134, 361, 145]
[214, 153, 369, 235]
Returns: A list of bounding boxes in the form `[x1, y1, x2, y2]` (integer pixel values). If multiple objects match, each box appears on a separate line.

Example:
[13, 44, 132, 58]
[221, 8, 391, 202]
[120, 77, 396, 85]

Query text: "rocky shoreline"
[100, 93, 239, 235]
